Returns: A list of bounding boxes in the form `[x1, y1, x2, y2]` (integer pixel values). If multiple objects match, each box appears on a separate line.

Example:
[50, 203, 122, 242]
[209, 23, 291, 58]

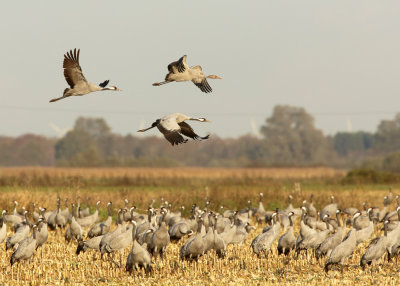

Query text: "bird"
[180, 217, 206, 261]
[10, 225, 38, 266]
[324, 227, 357, 272]
[277, 211, 296, 256]
[0, 210, 8, 244]
[152, 55, 221, 93]
[49, 48, 121, 102]
[76, 201, 100, 228]
[315, 210, 345, 259]
[148, 220, 170, 260]
[101, 222, 134, 267]
[6, 220, 30, 250]
[76, 235, 104, 256]
[65, 215, 84, 242]
[320, 195, 338, 221]
[251, 212, 280, 257]
[360, 220, 390, 269]
[253, 193, 267, 223]
[35, 218, 48, 257]
[126, 220, 153, 274]
[87, 202, 112, 238]
[137, 113, 210, 146]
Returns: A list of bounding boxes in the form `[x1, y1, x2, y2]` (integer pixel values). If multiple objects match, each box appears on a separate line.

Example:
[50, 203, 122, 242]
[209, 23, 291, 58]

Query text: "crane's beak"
[204, 119, 211, 122]
[215, 76, 222, 79]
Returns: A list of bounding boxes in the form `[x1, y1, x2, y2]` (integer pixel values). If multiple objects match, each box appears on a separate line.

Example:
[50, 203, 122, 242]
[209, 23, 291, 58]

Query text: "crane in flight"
[152, 55, 221, 93]
[137, 113, 210, 146]
[49, 48, 121, 103]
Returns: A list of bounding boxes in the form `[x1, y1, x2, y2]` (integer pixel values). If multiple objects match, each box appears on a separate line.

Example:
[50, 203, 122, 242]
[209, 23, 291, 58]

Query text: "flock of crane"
[0, 189, 399, 274]
[49, 49, 220, 146]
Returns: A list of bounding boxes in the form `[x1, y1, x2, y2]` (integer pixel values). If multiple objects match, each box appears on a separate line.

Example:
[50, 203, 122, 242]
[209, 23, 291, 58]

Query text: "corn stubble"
[0, 222, 398, 285]
[0, 167, 398, 285]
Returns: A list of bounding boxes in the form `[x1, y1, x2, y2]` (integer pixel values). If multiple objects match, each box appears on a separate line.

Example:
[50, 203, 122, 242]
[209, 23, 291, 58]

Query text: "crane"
[137, 113, 210, 146]
[49, 48, 121, 102]
[152, 55, 221, 93]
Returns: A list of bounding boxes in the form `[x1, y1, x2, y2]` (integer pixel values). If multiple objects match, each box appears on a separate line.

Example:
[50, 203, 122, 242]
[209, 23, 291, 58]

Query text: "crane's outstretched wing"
[192, 78, 212, 93]
[167, 55, 187, 73]
[63, 48, 87, 88]
[158, 116, 188, 145]
[178, 122, 210, 141]
[191, 65, 212, 93]
[163, 131, 188, 146]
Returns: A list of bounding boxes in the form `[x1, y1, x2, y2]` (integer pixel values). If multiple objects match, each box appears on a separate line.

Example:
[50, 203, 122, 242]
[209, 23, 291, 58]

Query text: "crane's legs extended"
[152, 81, 169, 86]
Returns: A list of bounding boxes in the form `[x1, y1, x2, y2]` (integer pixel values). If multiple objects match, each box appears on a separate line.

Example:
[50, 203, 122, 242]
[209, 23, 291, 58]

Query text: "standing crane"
[152, 55, 221, 93]
[137, 113, 210, 146]
[49, 48, 121, 102]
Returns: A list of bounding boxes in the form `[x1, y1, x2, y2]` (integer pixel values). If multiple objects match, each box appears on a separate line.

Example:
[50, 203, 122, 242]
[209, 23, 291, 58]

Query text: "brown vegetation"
[0, 167, 398, 285]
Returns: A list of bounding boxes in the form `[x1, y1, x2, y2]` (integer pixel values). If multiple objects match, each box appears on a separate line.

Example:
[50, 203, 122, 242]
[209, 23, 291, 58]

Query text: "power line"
[0, 104, 398, 117]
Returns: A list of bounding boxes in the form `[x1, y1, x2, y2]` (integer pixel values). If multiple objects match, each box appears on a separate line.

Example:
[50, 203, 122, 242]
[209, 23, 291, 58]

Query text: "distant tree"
[382, 152, 400, 173]
[55, 129, 99, 166]
[74, 117, 111, 139]
[0, 135, 55, 166]
[374, 113, 400, 153]
[260, 105, 330, 166]
[333, 131, 373, 156]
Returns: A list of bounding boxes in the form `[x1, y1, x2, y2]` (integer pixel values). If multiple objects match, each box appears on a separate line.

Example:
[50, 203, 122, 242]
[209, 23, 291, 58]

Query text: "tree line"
[1, 105, 400, 171]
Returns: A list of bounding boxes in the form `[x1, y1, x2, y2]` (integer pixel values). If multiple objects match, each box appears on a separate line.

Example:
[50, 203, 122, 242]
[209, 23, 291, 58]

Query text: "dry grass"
[0, 166, 345, 179]
[0, 167, 399, 285]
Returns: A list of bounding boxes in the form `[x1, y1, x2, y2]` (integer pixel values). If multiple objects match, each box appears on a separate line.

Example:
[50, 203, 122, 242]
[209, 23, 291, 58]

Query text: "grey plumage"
[137, 113, 210, 146]
[88, 202, 112, 238]
[0, 210, 7, 244]
[180, 217, 205, 261]
[325, 228, 357, 272]
[152, 55, 221, 93]
[76, 235, 104, 255]
[251, 212, 280, 257]
[149, 220, 170, 260]
[277, 212, 296, 255]
[296, 215, 331, 254]
[76, 201, 100, 228]
[6, 222, 30, 250]
[315, 210, 345, 259]
[55, 200, 66, 230]
[10, 225, 38, 266]
[49, 49, 121, 102]
[35, 219, 48, 254]
[212, 215, 226, 258]
[101, 222, 133, 267]
[99, 223, 126, 256]
[126, 221, 152, 274]
[65, 216, 83, 242]
[320, 196, 338, 221]
[169, 221, 192, 242]
[355, 209, 374, 245]
[360, 221, 389, 269]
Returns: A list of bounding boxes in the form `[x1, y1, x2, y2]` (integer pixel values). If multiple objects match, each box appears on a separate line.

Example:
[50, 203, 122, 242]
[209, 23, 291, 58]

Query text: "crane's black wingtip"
[99, 80, 110, 88]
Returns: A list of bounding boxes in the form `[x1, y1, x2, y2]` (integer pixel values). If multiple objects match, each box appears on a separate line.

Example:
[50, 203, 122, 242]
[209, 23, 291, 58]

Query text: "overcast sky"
[0, 1, 399, 138]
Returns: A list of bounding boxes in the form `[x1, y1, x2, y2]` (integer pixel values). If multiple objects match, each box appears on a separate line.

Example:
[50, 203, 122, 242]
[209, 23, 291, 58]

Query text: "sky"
[0, 1, 399, 138]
